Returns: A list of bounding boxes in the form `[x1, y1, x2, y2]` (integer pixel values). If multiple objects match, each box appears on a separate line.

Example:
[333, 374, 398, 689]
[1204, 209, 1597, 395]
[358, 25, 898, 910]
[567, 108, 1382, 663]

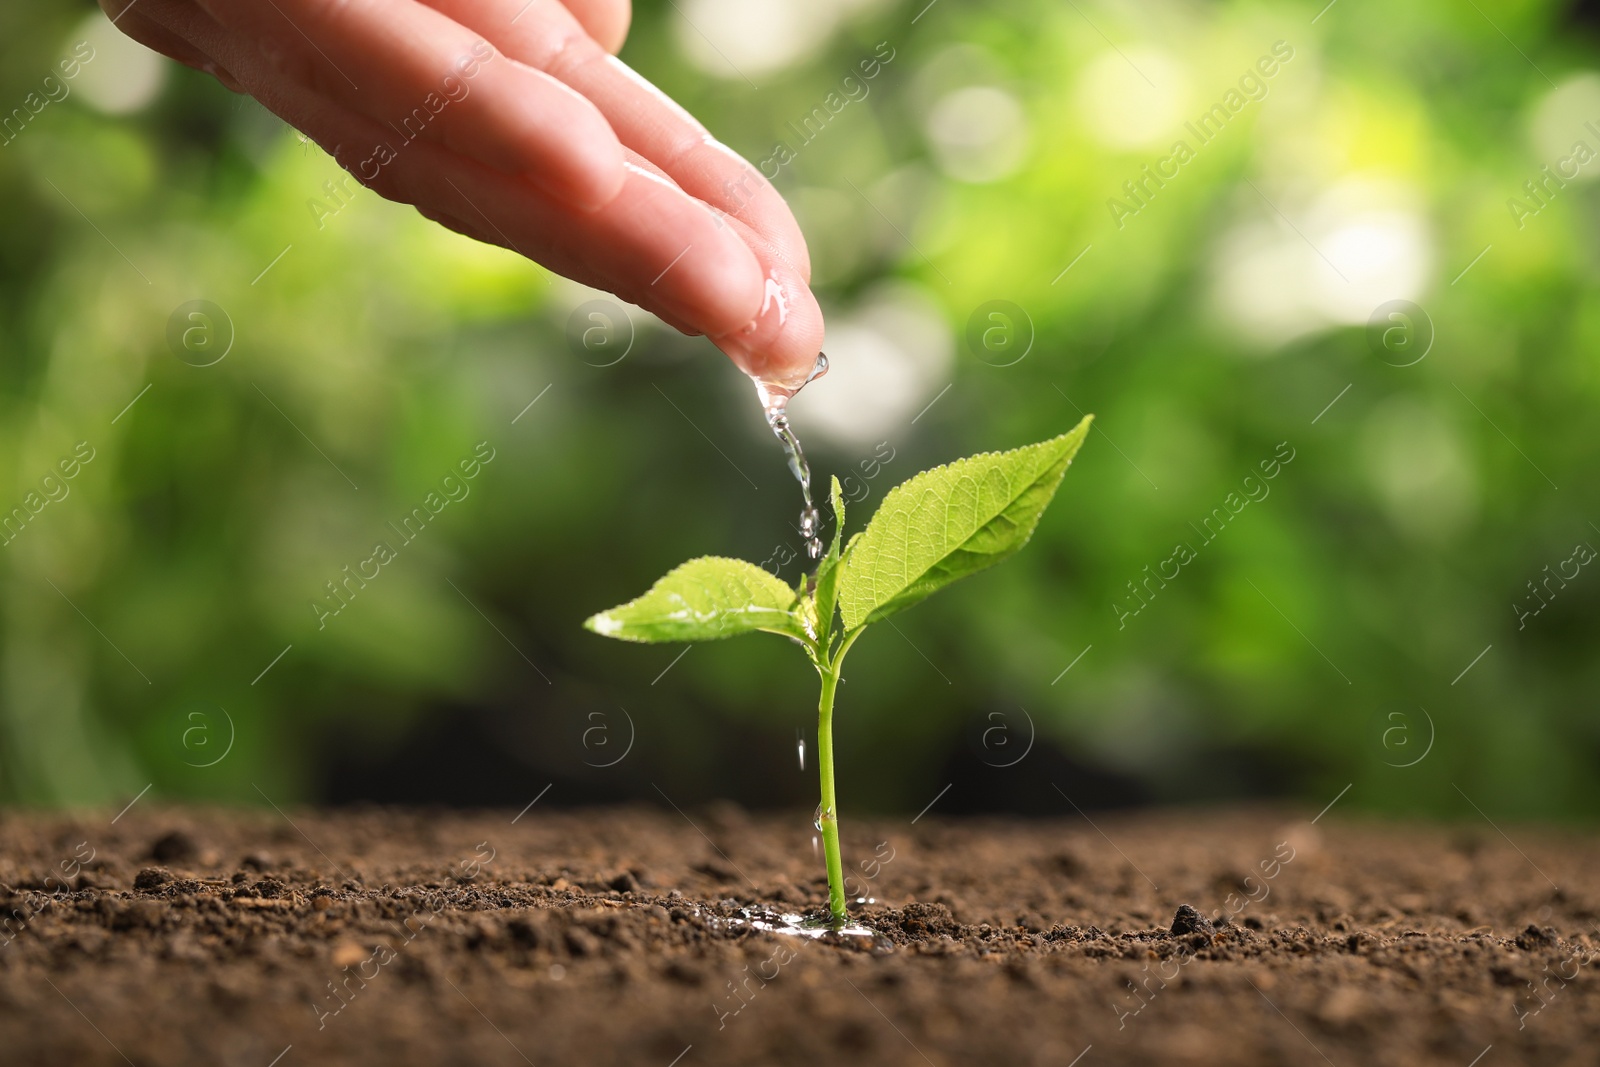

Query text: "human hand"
[101, 0, 824, 393]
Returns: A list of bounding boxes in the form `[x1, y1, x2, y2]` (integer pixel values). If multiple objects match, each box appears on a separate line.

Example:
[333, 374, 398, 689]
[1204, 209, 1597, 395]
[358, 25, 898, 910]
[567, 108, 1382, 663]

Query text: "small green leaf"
[812, 476, 847, 634]
[837, 417, 1093, 630]
[826, 475, 848, 561]
[585, 557, 809, 644]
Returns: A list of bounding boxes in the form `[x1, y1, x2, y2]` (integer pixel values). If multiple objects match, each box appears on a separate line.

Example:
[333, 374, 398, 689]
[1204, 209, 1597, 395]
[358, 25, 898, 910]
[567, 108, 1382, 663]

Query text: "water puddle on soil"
[720, 905, 876, 940]
[752, 354, 830, 565]
[747, 911, 876, 940]
[676, 898, 876, 939]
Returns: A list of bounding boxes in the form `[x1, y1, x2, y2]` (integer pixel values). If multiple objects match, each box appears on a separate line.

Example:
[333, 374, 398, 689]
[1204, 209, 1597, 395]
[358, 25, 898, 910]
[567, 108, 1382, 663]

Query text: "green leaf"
[837, 417, 1093, 630]
[585, 557, 810, 644]
[812, 476, 847, 635]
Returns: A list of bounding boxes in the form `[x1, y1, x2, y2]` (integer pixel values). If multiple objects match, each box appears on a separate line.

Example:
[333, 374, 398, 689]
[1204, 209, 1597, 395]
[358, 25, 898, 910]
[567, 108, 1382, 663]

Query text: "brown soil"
[1, 802, 1595, 1066]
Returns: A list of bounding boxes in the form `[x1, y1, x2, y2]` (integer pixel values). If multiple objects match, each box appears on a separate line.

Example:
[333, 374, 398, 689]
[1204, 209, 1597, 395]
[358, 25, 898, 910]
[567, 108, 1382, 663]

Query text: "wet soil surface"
[1, 802, 1596, 1066]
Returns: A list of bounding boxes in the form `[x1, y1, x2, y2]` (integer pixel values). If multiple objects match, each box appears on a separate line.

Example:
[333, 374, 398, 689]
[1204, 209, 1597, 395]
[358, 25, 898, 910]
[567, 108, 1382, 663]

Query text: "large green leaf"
[837, 417, 1093, 630]
[584, 557, 809, 644]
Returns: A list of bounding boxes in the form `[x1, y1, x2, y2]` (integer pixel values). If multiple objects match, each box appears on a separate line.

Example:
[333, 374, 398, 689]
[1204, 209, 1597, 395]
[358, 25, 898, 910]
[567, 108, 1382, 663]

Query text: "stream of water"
[752, 354, 830, 563]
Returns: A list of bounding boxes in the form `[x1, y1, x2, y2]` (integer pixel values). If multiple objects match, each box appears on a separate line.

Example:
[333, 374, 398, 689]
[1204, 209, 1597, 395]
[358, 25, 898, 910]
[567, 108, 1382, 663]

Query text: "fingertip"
[552, 0, 632, 55]
[710, 265, 824, 387]
[595, 5, 632, 55]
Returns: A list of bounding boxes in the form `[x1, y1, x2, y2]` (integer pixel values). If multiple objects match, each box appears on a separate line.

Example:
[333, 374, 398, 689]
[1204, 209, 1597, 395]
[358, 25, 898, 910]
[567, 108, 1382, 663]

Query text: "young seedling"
[584, 416, 1093, 924]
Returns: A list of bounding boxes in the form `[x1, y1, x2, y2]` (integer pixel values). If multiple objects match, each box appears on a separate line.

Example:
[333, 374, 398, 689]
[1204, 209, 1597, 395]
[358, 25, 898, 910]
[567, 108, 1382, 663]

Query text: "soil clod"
[132, 866, 173, 891]
[148, 830, 198, 864]
[1516, 923, 1558, 949]
[1170, 903, 1215, 937]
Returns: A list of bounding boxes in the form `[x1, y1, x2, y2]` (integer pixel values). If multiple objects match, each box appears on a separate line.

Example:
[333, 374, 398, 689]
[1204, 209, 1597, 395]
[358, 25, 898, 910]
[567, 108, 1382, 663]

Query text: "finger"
[420, 0, 810, 280]
[415, 203, 492, 244]
[101, 4, 210, 73]
[331, 126, 764, 336]
[192, 0, 624, 209]
[554, 0, 631, 54]
[626, 146, 822, 382]
[573, 153, 822, 383]
[100, 0, 247, 90]
[589, 56, 812, 281]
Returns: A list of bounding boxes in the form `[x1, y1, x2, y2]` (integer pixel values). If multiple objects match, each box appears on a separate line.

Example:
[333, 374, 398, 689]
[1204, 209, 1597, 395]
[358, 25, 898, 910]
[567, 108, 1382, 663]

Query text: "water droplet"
[813, 805, 824, 832]
[796, 730, 806, 771]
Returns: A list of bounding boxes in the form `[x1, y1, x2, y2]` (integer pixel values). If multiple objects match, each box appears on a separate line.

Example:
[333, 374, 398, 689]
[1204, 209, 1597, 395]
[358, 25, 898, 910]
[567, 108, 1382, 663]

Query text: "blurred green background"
[1, 0, 1597, 821]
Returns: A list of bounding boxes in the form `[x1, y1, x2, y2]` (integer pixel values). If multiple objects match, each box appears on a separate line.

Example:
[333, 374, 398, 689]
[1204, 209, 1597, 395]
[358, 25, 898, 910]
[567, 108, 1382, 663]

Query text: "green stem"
[814, 626, 864, 926]
[816, 666, 846, 924]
